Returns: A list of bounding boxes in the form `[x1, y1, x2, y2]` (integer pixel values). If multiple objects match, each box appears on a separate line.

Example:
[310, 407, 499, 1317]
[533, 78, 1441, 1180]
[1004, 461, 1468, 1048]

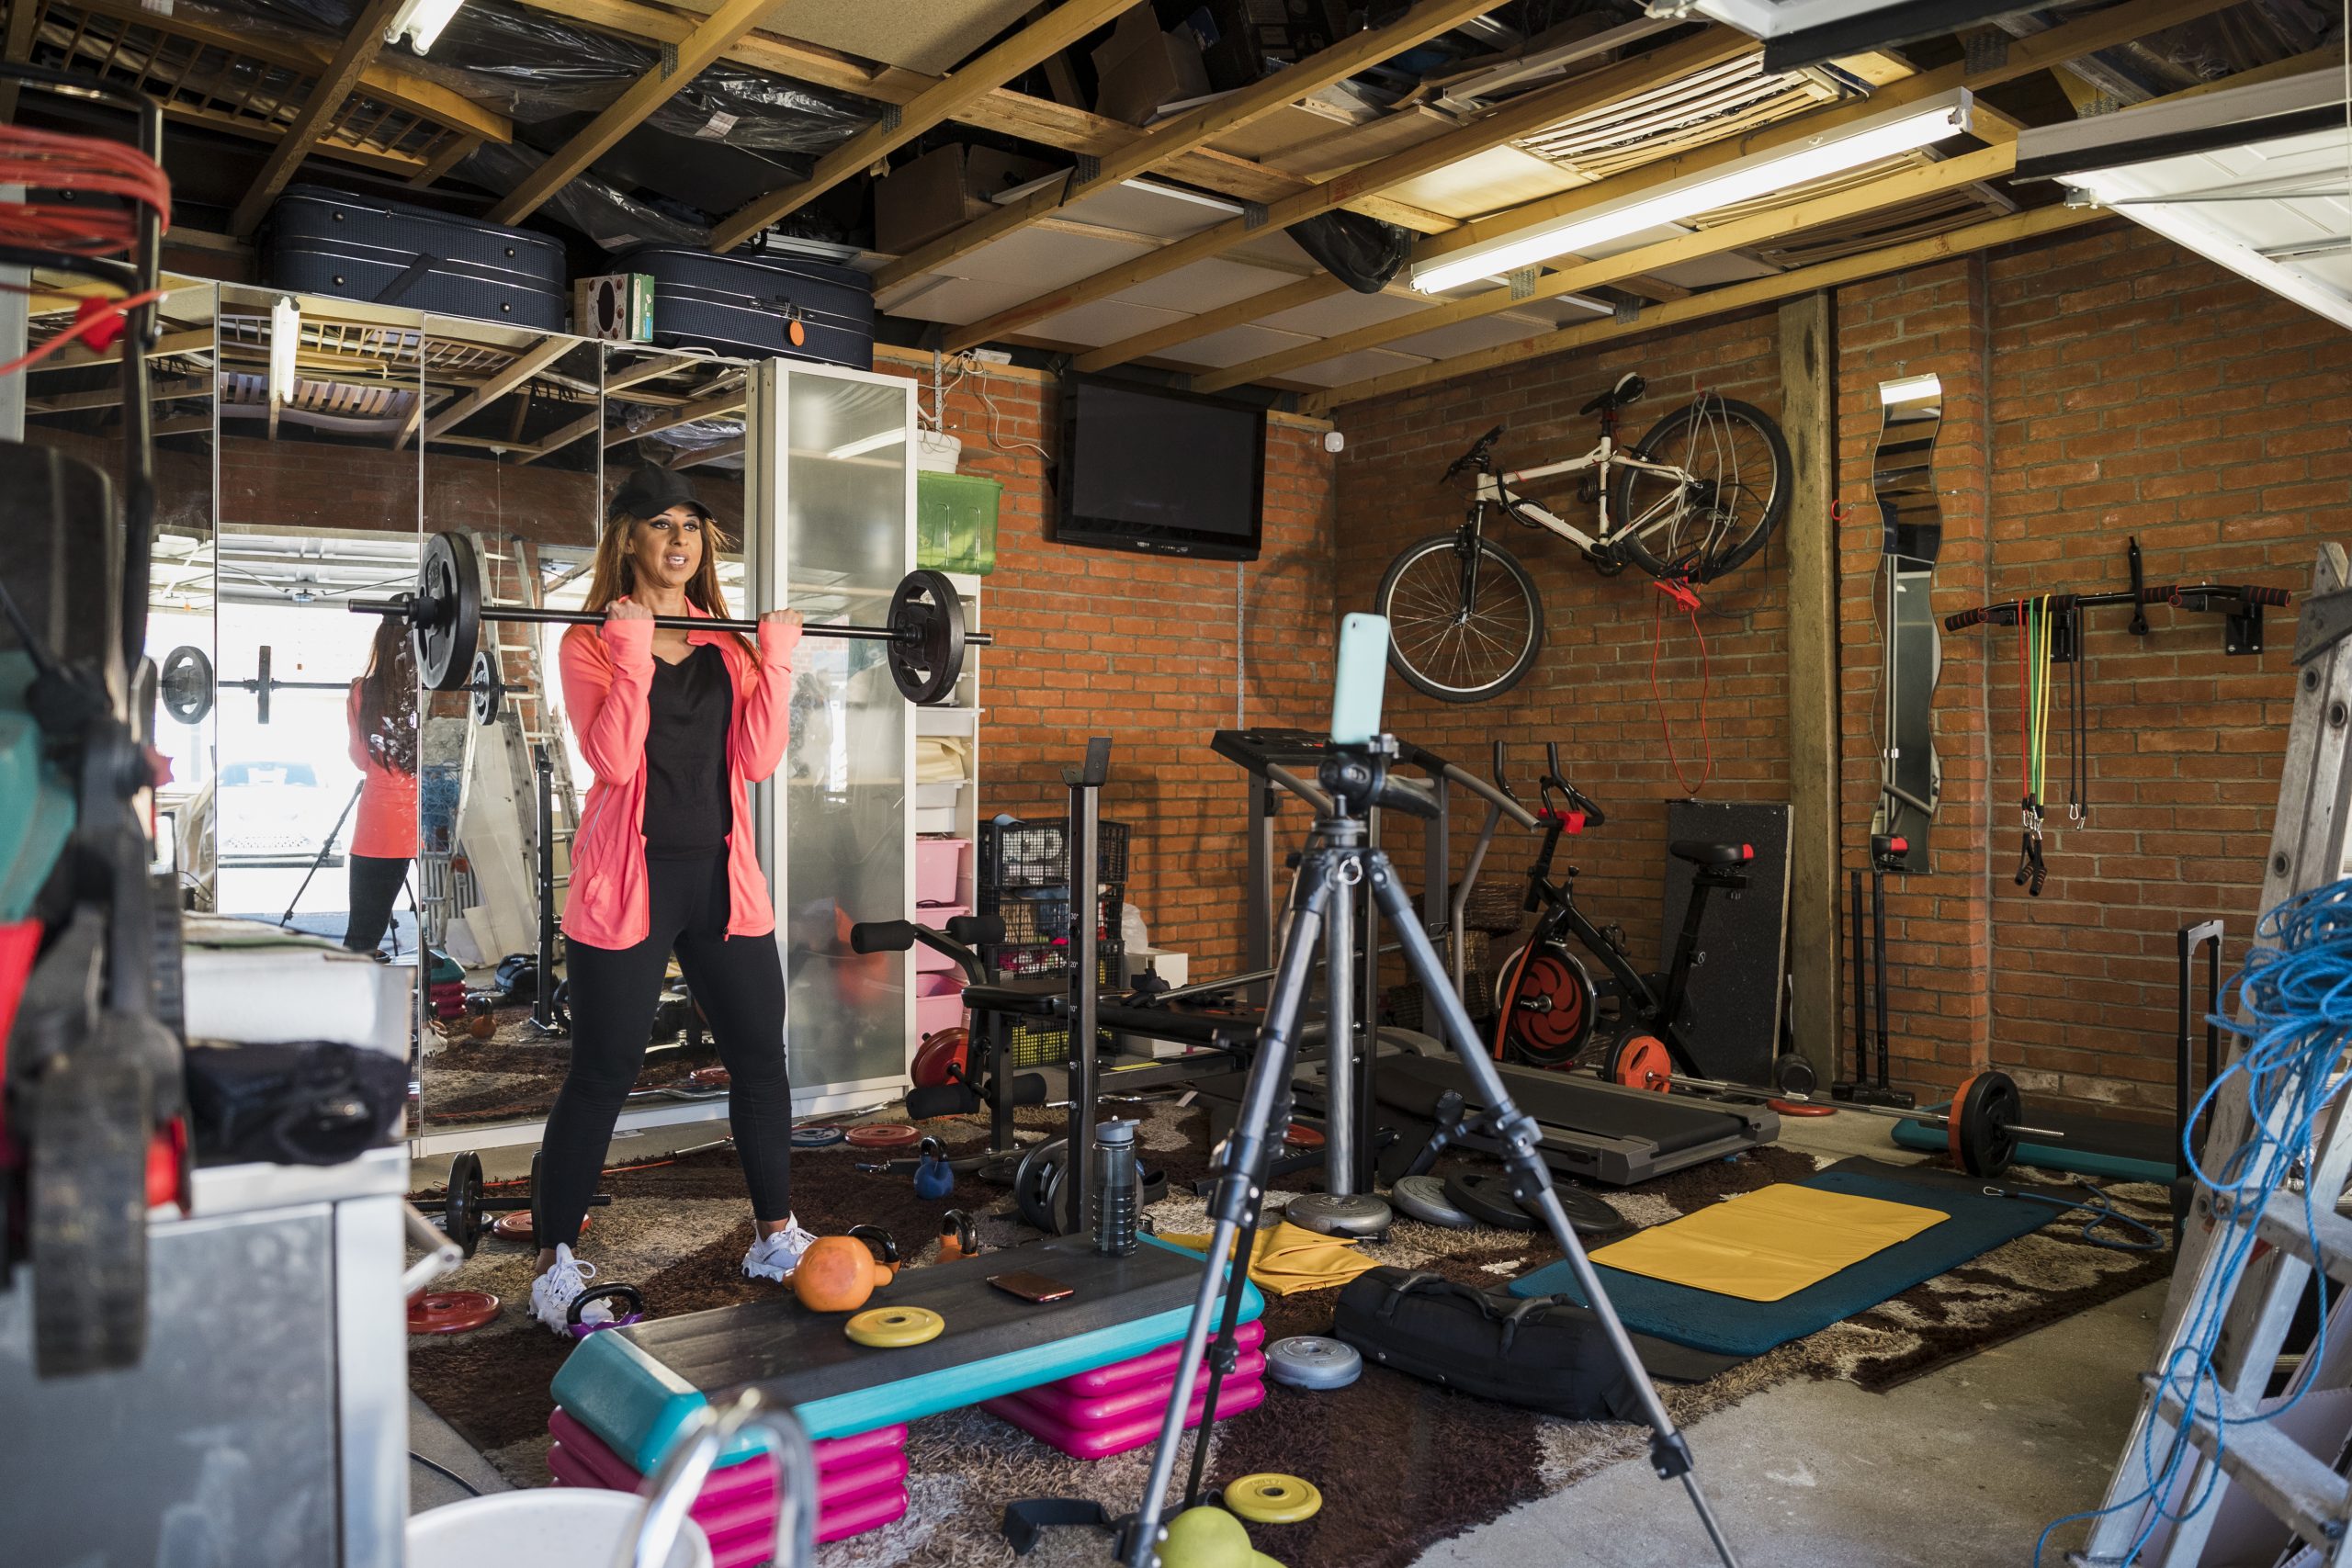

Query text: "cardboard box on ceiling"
[1093, 5, 1213, 126]
[876, 144, 1057, 257]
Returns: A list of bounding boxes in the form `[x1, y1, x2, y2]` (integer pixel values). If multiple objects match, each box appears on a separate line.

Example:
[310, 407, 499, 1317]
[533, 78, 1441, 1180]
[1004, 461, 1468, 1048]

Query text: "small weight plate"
[1608, 1032, 1672, 1092]
[911, 1028, 969, 1089]
[1282, 1122, 1324, 1149]
[1285, 1192, 1392, 1240]
[1226, 1474, 1323, 1525]
[444, 1150, 485, 1257]
[844, 1122, 922, 1150]
[492, 1210, 588, 1242]
[1951, 1069, 2021, 1177]
[845, 1305, 944, 1348]
[469, 649, 502, 726]
[1549, 1185, 1626, 1237]
[1442, 1172, 1537, 1233]
[791, 1124, 845, 1148]
[686, 1066, 731, 1090]
[159, 644, 213, 726]
[1013, 1137, 1069, 1233]
[415, 531, 481, 693]
[1389, 1174, 1475, 1229]
[885, 570, 966, 706]
[408, 1290, 500, 1335]
[1263, 1336, 1361, 1392]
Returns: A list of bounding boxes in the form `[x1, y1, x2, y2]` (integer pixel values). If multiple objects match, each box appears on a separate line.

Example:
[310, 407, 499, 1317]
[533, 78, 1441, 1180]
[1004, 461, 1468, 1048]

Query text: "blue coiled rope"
[2034, 876, 2352, 1564]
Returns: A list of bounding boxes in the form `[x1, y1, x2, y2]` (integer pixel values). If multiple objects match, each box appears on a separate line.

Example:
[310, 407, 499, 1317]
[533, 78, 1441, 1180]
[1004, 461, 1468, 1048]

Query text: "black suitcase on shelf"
[260, 186, 568, 331]
[613, 244, 874, 370]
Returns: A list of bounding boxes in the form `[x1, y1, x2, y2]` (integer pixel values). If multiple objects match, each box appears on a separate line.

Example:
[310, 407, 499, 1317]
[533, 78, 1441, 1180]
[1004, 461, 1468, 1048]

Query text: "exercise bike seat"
[1578, 372, 1646, 417]
[1668, 840, 1751, 867]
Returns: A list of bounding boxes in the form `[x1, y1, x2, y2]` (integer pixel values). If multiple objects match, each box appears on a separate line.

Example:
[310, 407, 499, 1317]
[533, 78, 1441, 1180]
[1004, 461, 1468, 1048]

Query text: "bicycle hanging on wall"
[1374, 372, 1791, 704]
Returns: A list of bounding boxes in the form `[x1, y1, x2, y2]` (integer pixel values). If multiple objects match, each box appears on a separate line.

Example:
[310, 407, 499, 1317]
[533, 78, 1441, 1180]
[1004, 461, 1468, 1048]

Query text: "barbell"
[157, 644, 356, 727]
[347, 531, 990, 707]
[1604, 1033, 2059, 1178]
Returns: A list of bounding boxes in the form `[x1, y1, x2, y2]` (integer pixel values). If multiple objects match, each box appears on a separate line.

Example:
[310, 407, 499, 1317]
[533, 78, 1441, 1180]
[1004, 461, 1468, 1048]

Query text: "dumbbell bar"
[349, 532, 992, 707]
[156, 644, 352, 727]
[1609, 1036, 2055, 1177]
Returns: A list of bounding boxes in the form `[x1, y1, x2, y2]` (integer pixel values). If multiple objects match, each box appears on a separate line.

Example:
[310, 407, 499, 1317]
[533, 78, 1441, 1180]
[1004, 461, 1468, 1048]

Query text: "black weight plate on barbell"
[1013, 1137, 1066, 1233]
[1953, 1069, 2020, 1178]
[886, 570, 964, 707]
[415, 531, 481, 693]
[159, 644, 213, 725]
[1443, 1172, 1538, 1233]
[469, 649, 502, 726]
[445, 1150, 485, 1258]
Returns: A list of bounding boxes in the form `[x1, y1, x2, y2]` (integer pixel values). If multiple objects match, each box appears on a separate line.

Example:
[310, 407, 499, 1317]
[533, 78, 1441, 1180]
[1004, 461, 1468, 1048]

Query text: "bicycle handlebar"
[1493, 742, 1606, 829]
[1440, 423, 1507, 484]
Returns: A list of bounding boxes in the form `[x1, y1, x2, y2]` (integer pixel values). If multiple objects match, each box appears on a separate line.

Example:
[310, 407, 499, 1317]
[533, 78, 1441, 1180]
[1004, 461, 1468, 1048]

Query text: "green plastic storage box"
[917, 469, 1001, 576]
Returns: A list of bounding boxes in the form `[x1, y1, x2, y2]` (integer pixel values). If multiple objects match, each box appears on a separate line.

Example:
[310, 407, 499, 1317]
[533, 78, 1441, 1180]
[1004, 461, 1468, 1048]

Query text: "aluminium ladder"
[2075, 543, 2352, 1567]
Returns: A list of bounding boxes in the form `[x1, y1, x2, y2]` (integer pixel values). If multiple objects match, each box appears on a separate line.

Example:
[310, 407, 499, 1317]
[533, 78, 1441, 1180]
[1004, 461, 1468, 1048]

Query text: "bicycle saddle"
[1579, 371, 1646, 417]
[1668, 840, 1750, 867]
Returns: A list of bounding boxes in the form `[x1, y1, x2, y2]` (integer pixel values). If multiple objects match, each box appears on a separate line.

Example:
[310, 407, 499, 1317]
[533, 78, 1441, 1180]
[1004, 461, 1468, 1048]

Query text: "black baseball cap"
[608, 462, 712, 523]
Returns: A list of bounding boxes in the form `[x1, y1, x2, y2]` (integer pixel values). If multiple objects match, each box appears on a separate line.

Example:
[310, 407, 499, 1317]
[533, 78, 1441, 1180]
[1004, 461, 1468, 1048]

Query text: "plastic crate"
[989, 888, 1121, 947]
[979, 818, 1130, 894]
[916, 470, 1001, 576]
[989, 940, 1123, 987]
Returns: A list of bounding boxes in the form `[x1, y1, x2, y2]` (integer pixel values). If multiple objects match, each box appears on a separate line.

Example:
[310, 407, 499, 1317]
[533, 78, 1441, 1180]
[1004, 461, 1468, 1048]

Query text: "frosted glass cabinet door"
[769, 367, 914, 1096]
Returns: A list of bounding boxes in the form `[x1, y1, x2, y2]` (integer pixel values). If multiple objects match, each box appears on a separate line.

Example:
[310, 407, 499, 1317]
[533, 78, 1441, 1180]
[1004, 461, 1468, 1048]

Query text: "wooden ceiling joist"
[227, 0, 405, 237]
[489, 0, 776, 226]
[516, 409, 604, 466]
[1304, 204, 2103, 412]
[419, 336, 574, 445]
[1193, 139, 2019, 392]
[603, 354, 708, 396]
[938, 27, 1752, 356]
[872, 0, 1524, 289]
[709, 0, 1134, 253]
[606, 386, 747, 447]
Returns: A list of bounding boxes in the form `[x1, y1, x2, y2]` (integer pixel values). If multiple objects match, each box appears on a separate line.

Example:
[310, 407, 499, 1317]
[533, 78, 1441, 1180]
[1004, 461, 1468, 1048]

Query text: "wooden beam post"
[489, 0, 774, 227]
[1779, 290, 1840, 1084]
[229, 0, 405, 237]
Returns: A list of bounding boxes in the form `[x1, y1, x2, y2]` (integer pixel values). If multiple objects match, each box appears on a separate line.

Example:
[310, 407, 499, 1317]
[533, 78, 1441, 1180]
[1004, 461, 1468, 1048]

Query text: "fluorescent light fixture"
[384, 0, 467, 55]
[1878, 373, 1940, 406]
[1410, 89, 1975, 295]
[823, 428, 905, 461]
[267, 296, 300, 407]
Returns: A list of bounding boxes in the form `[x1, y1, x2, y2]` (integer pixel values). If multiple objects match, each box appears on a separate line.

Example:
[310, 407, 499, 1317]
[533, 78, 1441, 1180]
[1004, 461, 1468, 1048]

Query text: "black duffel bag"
[1332, 1266, 1647, 1421]
[184, 1042, 408, 1167]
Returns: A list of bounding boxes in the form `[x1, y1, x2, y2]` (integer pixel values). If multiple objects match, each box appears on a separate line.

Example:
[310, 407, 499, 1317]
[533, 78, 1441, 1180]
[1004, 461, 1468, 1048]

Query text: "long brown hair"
[581, 505, 755, 665]
[356, 616, 418, 775]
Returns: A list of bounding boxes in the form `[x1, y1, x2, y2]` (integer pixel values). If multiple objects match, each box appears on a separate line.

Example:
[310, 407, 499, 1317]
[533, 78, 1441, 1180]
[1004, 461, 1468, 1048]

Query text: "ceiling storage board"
[876, 274, 1060, 324]
[1255, 288, 1433, 336]
[751, 0, 1039, 75]
[1054, 179, 1243, 241]
[1283, 346, 1435, 387]
[1378, 143, 1589, 219]
[1109, 258, 1315, 314]
[1021, 298, 1193, 347]
[1161, 322, 1322, 368]
[1381, 311, 1563, 359]
[939, 226, 1158, 288]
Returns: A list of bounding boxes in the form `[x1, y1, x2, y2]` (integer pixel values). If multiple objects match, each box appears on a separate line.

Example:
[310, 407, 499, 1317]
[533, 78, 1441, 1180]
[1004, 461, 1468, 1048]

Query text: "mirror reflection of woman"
[529, 465, 806, 1335]
[343, 618, 418, 957]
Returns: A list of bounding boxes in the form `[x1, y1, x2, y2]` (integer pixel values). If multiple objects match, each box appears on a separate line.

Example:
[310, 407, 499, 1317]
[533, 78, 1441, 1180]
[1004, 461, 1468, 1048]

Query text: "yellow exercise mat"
[1157, 1220, 1383, 1298]
[1588, 1184, 1948, 1303]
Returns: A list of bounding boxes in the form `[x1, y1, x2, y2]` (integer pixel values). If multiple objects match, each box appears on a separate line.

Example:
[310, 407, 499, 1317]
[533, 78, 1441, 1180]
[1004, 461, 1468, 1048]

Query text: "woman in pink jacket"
[343, 619, 419, 956]
[529, 465, 806, 1335]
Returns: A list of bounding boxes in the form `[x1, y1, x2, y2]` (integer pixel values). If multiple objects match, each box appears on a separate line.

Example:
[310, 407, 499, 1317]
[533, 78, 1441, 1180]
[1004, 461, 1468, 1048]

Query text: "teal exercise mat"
[552, 1233, 1263, 1473]
[1887, 1103, 2178, 1183]
[1503, 1158, 2062, 1359]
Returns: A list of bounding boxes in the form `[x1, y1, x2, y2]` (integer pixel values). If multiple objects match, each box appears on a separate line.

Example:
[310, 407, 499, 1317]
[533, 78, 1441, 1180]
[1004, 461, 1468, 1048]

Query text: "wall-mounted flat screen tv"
[1053, 374, 1266, 562]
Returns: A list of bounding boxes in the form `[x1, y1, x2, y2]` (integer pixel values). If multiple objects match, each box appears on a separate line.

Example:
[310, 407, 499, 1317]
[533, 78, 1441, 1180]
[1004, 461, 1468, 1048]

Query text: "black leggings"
[343, 854, 408, 953]
[536, 852, 791, 1248]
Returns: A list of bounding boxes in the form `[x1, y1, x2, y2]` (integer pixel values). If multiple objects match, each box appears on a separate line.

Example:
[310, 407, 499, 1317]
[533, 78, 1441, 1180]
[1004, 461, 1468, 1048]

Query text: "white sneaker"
[529, 1244, 612, 1337]
[742, 1218, 818, 1282]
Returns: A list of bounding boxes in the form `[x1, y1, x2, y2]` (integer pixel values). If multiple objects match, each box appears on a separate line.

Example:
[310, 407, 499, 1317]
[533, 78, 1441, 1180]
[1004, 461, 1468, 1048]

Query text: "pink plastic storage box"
[915, 906, 967, 974]
[915, 837, 969, 906]
[915, 990, 963, 1039]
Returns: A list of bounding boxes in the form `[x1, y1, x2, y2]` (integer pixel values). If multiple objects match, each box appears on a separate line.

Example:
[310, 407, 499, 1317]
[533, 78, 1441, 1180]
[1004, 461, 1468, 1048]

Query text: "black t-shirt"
[641, 642, 733, 859]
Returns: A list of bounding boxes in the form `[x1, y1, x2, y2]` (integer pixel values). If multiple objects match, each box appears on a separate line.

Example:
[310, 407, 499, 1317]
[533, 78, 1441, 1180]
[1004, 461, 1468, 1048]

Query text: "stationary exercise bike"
[1488, 743, 1753, 1076]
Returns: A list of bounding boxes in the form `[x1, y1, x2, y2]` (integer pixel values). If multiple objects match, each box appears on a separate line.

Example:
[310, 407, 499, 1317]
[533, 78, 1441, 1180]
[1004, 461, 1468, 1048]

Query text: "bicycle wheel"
[1608, 396, 1791, 583]
[1492, 940, 1596, 1068]
[1374, 532, 1544, 704]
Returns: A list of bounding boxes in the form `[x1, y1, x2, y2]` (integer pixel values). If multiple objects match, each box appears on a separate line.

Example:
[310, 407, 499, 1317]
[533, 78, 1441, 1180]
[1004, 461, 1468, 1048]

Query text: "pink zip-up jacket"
[557, 600, 797, 951]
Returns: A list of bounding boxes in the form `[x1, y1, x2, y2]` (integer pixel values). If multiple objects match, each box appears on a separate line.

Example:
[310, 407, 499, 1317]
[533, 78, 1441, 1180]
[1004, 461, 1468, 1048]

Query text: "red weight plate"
[845, 1122, 923, 1150]
[408, 1290, 501, 1335]
[492, 1211, 588, 1241]
[687, 1066, 731, 1089]
[1283, 1122, 1325, 1149]
[1769, 1100, 1838, 1117]
[911, 1028, 970, 1090]
[1949, 1072, 1982, 1168]
[1509, 952, 1589, 1057]
[1611, 1034, 1672, 1093]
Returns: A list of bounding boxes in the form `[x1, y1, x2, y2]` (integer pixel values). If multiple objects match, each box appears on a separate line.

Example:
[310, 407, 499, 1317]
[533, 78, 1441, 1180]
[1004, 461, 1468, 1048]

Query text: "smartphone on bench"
[989, 1270, 1074, 1303]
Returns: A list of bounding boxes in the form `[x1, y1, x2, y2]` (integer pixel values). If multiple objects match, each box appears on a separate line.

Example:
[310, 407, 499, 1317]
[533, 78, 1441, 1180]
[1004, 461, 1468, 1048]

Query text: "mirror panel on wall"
[20, 275, 218, 909]
[212, 285, 423, 1109]
[1871, 372, 1945, 874]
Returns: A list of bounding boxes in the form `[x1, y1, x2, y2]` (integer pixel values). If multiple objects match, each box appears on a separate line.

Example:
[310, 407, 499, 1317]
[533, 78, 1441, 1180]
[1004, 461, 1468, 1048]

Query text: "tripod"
[1125, 736, 1739, 1568]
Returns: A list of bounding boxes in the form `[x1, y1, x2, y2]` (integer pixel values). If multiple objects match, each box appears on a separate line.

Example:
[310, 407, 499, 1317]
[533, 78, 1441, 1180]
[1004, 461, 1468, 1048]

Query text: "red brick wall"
[1329, 220, 2345, 1118]
[875, 351, 1339, 978]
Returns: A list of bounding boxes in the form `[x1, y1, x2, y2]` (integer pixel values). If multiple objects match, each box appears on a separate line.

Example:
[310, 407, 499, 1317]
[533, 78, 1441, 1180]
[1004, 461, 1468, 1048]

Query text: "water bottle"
[1091, 1119, 1140, 1256]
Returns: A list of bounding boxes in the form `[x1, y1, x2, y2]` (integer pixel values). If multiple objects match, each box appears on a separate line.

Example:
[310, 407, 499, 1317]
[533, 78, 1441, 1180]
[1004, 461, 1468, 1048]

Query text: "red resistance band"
[1651, 578, 1713, 795]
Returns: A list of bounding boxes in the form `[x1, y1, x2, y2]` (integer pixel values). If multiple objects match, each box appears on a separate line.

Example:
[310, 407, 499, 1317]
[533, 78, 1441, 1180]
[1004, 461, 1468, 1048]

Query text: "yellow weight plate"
[1225, 1473, 1322, 1525]
[844, 1305, 944, 1348]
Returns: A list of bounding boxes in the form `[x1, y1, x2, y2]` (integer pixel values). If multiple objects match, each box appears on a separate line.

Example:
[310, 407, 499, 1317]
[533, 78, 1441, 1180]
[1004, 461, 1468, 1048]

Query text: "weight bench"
[550, 1234, 1265, 1474]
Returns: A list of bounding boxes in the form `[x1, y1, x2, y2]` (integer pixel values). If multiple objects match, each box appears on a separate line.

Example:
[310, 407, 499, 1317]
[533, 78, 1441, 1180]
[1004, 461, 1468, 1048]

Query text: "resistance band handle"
[1944, 605, 1990, 631]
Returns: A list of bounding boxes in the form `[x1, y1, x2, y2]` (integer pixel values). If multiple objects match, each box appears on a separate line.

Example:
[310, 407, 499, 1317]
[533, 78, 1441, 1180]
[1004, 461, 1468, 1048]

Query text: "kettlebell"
[938, 1208, 978, 1262]
[790, 1224, 899, 1314]
[1157, 1506, 1284, 1568]
[913, 1135, 955, 1201]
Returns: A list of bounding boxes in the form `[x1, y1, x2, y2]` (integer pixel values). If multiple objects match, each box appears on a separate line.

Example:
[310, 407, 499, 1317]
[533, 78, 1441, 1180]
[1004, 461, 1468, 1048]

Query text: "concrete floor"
[401, 1104, 2168, 1562]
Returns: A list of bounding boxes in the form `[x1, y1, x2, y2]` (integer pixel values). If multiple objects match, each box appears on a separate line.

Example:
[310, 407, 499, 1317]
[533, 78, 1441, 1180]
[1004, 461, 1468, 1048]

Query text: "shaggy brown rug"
[418, 1002, 715, 1125]
[407, 1102, 2172, 1567]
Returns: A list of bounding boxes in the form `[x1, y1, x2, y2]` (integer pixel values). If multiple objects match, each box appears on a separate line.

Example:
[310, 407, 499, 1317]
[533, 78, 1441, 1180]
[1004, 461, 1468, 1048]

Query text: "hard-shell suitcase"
[261, 186, 568, 331]
[613, 244, 874, 369]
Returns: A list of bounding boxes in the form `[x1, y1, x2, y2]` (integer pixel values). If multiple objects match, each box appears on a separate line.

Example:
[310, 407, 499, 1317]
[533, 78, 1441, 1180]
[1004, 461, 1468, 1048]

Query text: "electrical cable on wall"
[919, 346, 1046, 461]
[0, 118, 172, 379]
[2033, 875, 2352, 1563]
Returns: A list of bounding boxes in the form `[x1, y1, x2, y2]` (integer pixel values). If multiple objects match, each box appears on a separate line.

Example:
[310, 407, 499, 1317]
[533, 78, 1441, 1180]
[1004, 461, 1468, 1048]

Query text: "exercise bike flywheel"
[1496, 944, 1596, 1067]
